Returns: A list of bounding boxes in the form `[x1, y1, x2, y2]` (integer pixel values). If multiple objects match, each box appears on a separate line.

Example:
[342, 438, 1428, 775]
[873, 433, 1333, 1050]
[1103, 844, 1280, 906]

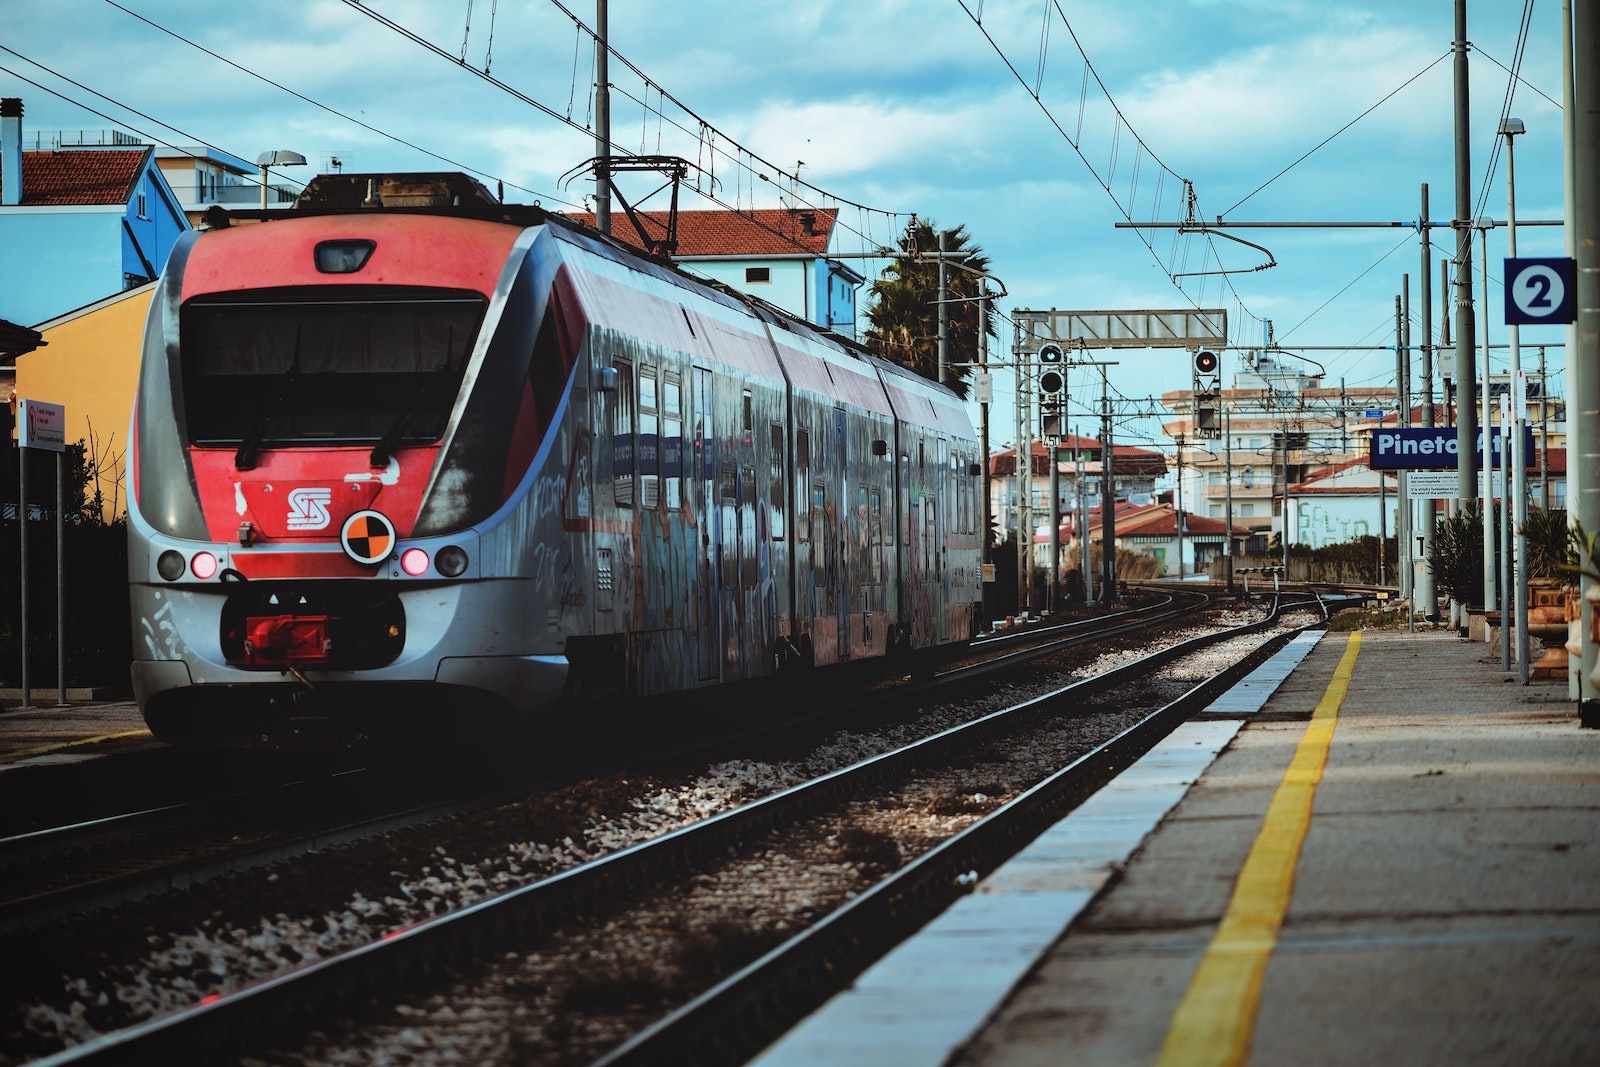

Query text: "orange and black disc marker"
[341, 509, 396, 566]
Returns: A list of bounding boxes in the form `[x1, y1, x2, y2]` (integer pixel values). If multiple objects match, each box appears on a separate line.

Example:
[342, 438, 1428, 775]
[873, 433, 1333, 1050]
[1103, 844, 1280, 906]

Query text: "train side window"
[742, 465, 758, 588]
[742, 390, 754, 434]
[663, 373, 682, 510]
[795, 429, 810, 542]
[613, 359, 635, 507]
[899, 454, 910, 548]
[639, 365, 659, 509]
[720, 462, 738, 587]
[870, 486, 883, 584]
[812, 481, 828, 587]
[768, 422, 785, 540]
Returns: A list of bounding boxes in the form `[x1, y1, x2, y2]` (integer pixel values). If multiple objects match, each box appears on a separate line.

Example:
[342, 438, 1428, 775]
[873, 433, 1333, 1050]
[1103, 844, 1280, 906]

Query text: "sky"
[0, 0, 1570, 455]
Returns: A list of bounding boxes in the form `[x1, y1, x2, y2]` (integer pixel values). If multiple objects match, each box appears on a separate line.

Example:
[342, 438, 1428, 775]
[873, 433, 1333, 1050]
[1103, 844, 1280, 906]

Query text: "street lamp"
[1501, 116, 1530, 681]
[256, 149, 307, 210]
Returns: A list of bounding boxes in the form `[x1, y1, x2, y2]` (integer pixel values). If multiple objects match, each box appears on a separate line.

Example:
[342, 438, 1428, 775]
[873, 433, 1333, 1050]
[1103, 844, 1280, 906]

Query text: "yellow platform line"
[1155, 631, 1361, 1067]
[2, 728, 152, 763]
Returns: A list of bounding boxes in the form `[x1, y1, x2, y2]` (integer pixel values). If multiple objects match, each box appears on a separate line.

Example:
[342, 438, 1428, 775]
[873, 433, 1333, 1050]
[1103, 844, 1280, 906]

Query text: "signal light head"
[1039, 370, 1065, 395]
[1039, 343, 1064, 364]
[1194, 350, 1220, 375]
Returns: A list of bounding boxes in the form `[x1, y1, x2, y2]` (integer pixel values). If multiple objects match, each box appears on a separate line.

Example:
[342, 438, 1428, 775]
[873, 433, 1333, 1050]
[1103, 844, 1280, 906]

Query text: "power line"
[955, 0, 1264, 344]
[97, 0, 573, 206]
[0, 54, 301, 198]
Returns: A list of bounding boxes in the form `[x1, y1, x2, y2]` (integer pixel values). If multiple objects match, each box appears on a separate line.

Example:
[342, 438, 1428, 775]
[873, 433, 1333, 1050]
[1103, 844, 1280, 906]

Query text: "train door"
[834, 408, 849, 660]
[693, 368, 718, 683]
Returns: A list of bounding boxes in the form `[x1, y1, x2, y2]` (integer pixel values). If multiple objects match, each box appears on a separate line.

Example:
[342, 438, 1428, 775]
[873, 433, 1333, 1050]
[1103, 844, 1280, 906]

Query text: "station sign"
[1505, 258, 1576, 326]
[17, 398, 65, 452]
[1369, 426, 1534, 470]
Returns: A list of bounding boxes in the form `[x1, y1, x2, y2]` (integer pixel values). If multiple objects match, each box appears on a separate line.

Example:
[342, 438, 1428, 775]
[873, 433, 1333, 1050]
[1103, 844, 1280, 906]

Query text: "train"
[127, 172, 984, 746]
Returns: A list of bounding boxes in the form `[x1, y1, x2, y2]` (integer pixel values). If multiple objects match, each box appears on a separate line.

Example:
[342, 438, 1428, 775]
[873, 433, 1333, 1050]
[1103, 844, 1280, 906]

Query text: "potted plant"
[1518, 508, 1576, 670]
[1427, 502, 1484, 633]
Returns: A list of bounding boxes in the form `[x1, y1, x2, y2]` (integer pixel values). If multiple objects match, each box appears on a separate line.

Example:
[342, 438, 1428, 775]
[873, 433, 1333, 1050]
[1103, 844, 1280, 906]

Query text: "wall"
[1291, 494, 1397, 550]
[18, 283, 152, 518]
[0, 208, 123, 326]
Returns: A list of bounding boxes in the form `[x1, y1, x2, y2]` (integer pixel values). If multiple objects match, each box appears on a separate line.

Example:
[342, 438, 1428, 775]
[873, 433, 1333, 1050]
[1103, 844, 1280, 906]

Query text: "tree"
[863, 220, 995, 399]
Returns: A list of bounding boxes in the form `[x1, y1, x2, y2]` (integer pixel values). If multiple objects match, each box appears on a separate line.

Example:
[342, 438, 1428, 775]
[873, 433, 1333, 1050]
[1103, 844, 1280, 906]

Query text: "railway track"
[0, 590, 1221, 938]
[21, 597, 1322, 1066]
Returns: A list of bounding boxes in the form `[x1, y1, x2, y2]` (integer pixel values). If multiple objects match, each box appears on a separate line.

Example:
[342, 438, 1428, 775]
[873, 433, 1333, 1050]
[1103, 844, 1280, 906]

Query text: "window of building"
[1209, 505, 1222, 518]
[1241, 503, 1255, 517]
[745, 266, 771, 284]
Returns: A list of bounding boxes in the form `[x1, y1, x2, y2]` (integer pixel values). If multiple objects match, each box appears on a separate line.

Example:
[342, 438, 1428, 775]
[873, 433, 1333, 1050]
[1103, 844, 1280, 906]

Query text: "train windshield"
[180, 288, 485, 450]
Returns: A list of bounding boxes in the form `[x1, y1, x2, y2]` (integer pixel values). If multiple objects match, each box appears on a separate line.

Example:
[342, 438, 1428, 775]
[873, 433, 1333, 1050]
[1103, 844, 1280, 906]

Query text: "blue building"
[0, 97, 190, 327]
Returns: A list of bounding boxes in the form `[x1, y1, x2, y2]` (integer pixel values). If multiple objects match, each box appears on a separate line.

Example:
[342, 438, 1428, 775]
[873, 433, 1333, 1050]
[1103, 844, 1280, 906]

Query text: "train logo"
[340, 510, 395, 566]
[285, 487, 334, 531]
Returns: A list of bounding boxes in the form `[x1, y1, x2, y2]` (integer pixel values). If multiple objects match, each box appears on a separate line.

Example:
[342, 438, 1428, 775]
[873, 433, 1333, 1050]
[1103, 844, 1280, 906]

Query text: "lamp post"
[1501, 116, 1530, 681]
[256, 149, 307, 210]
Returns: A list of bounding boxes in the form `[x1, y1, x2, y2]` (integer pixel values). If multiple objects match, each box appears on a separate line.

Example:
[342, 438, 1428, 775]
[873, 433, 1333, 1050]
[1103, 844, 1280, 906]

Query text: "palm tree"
[863, 221, 995, 399]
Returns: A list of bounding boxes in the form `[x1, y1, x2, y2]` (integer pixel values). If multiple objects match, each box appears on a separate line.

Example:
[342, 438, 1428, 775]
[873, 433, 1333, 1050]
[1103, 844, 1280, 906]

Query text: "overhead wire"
[0, 50, 306, 201]
[94, 0, 574, 206]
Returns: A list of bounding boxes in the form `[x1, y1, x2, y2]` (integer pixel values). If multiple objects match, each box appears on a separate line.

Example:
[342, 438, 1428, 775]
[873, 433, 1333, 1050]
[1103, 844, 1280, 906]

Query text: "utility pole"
[979, 287, 992, 619]
[1395, 292, 1411, 609]
[1100, 367, 1115, 605]
[1175, 433, 1186, 578]
[1017, 333, 1032, 618]
[1573, 0, 1600, 721]
[1481, 226, 1498, 642]
[936, 230, 951, 386]
[1419, 182, 1438, 620]
[1504, 117, 1530, 682]
[1453, 0, 1479, 536]
[594, 0, 611, 234]
[1224, 406, 1235, 589]
[1077, 427, 1092, 604]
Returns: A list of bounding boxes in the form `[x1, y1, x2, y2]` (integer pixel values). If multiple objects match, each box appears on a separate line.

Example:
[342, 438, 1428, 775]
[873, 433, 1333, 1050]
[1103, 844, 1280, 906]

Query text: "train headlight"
[400, 548, 430, 576]
[190, 552, 219, 580]
[157, 550, 185, 581]
[435, 545, 469, 578]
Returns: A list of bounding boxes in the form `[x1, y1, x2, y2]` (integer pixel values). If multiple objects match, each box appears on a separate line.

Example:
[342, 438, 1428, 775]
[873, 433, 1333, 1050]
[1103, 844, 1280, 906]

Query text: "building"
[1166, 353, 1571, 560]
[1105, 502, 1246, 577]
[569, 207, 865, 338]
[0, 98, 190, 327]
[1165, 352, 1397, 553]
[989, 435, 1168, 563]
[13, 283, 155, 519]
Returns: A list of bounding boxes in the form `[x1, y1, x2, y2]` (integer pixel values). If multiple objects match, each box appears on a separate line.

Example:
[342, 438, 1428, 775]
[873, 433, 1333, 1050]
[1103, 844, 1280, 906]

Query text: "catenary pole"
[1573, 0, 1600, 723]
[594, 0, 610, 234]
[1505, 121, 1531, 682]
[1419, 184, 1438, 620]
[1453, 0, 1479, 545]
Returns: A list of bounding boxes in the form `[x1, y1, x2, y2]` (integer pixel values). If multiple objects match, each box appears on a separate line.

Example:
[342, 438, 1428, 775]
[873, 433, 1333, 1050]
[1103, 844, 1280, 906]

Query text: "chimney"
[799, 210, 816, 238]
[1, 98, 22, 206]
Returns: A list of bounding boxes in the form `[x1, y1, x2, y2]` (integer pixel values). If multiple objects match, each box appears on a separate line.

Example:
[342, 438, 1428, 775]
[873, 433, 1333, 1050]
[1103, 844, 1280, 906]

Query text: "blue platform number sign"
[1505, 257, 1576, 326]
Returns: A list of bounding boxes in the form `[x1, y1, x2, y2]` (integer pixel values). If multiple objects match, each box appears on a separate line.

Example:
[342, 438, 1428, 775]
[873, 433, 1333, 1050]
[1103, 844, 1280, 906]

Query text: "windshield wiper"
[369, 327, 455, 469]
[234, 328, 301, 471]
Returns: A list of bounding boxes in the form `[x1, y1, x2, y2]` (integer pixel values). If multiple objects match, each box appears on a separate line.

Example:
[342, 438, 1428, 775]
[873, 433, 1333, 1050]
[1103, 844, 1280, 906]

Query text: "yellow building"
[14, 282, 153, 520]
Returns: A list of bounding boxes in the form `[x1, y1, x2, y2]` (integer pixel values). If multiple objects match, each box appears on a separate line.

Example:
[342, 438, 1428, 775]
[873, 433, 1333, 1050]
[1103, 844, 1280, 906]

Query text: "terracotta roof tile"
[18, 149, 144, 206]
[566, 207, 838, 257]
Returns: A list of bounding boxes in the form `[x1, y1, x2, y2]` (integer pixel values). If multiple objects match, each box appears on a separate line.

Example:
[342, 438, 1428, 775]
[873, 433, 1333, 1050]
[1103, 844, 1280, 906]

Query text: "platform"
[0, 700, 152, 768]
[753, 628, 1600, 1066]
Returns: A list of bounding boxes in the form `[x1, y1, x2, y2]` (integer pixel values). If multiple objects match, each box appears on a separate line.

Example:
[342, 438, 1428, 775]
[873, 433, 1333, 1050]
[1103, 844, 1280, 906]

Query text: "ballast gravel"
[3, 606, 1307, 1066]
